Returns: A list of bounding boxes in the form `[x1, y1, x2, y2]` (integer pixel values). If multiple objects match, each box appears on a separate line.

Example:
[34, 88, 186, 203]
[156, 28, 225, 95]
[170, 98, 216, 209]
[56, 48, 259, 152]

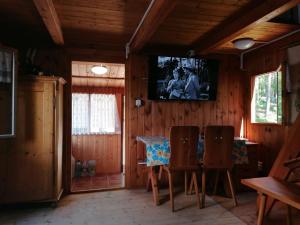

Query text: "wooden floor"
[71, 173, 125, 192]
[0, 190, 299, 225]
[212, 192, 300, 225]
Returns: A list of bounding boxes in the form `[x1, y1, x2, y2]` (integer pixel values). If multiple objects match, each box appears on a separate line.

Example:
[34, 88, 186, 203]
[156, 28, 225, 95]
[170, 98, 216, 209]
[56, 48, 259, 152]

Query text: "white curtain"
[72, 93, 120, 135]
[72, 94, 89, 134]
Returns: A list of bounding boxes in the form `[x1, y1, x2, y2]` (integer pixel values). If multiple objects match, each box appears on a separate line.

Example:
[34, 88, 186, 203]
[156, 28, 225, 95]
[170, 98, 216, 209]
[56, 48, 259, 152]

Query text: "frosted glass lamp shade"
[232, 38, 255, 50]
[91, 65, 108, 75]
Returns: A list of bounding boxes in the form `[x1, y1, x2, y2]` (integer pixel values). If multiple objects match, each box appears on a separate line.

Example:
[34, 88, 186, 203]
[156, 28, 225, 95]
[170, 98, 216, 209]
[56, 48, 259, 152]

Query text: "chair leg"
[158, 165, 163, 180]
[150, 166, 160, 206]
[185, 171, 188, 195]
[213, 169, 220, 195]
[266, 199, 277, 216]
[192, 171, 200, 208]
[226, 169, 238, 207]
[286, 205, 293, 225]
[167, 171, 174, 212]
[189, 175, 194, 194]
[201, 170, 206, 208]
[257, 194, 267, 225]
[146, 170, 151, 192]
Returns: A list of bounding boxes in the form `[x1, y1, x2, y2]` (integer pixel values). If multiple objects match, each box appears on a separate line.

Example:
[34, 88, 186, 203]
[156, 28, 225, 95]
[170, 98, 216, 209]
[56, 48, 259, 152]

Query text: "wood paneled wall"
[72, 134, 121, 174]
[125, 54, 245, 188]
[244, 32, 300, 174]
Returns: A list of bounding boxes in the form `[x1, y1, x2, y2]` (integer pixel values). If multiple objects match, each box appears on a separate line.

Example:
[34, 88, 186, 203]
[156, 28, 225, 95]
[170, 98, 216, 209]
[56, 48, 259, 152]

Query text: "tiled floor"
[71, 173, 125, 192]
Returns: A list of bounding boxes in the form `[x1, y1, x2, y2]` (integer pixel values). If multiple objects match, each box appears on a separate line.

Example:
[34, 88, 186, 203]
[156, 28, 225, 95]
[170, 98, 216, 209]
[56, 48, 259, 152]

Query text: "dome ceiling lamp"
[232, 38, 255, 50]
[91, 65, 108, 75]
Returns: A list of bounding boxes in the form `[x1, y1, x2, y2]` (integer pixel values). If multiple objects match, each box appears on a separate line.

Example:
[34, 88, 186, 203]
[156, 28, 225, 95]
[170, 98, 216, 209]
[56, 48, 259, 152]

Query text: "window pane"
[72, 93, 89, 134]
[90, 94, 116, 133]
[251, 71, 282, 124]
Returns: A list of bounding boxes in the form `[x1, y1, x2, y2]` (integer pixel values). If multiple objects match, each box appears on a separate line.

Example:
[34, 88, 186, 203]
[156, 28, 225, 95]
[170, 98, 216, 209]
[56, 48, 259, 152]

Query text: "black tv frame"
[147, 55, 219, 101]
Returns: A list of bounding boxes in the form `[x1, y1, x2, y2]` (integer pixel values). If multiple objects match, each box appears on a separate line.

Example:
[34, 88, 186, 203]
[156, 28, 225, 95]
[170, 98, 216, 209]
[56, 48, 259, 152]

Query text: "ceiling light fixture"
[91, 65, 108, 75]
[232, 38, 255, 50]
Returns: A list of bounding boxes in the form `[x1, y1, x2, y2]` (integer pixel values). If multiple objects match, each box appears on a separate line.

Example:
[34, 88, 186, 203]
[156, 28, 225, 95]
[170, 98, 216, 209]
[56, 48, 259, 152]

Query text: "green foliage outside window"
[251, 71, 282, 124]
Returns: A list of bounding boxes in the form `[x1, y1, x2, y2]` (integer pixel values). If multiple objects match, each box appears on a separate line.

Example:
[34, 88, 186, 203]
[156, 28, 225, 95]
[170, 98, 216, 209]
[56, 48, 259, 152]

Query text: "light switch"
[135, 98, 142, 108]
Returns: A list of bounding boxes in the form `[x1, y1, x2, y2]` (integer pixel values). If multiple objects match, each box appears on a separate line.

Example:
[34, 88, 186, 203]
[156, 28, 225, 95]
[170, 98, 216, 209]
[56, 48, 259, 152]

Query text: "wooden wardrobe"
[0, 76, 65, 204]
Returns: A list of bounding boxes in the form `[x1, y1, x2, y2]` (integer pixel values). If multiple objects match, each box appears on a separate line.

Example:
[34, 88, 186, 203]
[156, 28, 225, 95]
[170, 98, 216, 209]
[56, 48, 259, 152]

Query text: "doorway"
[70, 61, 125, 192]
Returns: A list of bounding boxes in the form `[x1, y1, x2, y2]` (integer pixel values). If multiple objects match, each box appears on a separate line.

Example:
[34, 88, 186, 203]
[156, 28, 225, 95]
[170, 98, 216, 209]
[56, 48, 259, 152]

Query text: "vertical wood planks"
[71, 134, 121, 174]
[125, 54, 245, 187]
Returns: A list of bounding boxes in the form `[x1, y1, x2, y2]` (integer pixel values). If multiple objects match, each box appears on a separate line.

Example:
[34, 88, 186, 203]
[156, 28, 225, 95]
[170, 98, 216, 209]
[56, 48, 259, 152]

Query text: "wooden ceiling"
[148, 0, 300, 54]
[72, 61, 125, 88]
[1, 0, 300, 54]
[53, 0, 151, 50]
[150, 0, 252, 47]
[0, 0, 52, 46]
[217, 21, 300, 53]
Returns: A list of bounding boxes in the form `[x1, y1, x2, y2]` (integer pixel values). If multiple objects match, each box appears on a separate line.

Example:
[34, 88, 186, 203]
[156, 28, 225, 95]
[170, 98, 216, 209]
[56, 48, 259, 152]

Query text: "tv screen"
[148, 56, 219, 101]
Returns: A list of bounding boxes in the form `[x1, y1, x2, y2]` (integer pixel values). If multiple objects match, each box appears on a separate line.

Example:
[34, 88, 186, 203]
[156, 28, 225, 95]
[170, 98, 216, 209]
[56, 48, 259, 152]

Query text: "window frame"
[250, 67, 284, 125]
[72, 93, 119, 135]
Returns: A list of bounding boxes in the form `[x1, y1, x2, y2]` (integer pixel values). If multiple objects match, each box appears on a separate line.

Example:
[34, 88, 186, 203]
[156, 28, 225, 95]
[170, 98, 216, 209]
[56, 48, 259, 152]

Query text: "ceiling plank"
[192, 0, 300, 54]
[129, 0, 178, 52]
[33, 0, 64, 45]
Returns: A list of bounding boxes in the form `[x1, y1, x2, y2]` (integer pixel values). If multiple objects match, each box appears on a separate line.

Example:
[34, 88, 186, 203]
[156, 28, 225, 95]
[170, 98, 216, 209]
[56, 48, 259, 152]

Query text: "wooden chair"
[266, 156, 300, 216]
[162, 126, 200, 212]
[242, 177, 300, 225]
[201, 125, 237, 208]
[284, 156, 300, 184]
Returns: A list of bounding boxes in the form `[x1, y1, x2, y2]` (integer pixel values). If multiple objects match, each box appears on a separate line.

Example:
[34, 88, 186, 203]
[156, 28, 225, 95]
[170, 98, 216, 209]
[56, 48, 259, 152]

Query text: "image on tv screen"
[148, 56, 219, 101]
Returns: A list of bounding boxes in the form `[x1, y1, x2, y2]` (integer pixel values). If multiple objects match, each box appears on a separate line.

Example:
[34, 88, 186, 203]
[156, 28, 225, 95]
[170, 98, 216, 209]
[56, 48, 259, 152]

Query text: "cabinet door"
[4, 152, 53, 202]
[3, 81, 55, 203]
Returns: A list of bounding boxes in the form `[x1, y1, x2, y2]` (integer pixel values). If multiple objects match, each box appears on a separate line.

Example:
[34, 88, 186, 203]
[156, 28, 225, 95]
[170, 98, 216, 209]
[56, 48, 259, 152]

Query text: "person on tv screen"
[184, 67, 200, 99]
[166, 69, 185, 99]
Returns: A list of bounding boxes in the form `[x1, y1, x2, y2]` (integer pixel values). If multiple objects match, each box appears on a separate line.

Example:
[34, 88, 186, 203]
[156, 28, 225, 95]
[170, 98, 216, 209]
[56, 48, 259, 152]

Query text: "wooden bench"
[242, 177, 300, 225]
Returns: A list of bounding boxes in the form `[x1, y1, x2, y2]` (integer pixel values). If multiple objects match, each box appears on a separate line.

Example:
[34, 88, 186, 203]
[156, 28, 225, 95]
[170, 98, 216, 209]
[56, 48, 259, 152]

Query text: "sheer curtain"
[72, 93, 120, 135]
[72, 94, 89, 134]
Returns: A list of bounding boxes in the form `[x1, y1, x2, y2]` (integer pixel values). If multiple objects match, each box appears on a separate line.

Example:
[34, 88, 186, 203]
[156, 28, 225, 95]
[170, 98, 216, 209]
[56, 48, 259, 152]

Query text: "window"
[72, 93, 120, 135]
[251, 71, 282, 124]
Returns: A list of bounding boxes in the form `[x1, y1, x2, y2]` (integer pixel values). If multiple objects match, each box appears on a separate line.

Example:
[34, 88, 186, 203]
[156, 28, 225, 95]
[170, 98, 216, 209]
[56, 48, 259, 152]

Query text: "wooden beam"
[129, 0, 178, 52]
[192, 0, 300, 54]
[33, 0, 64, 45]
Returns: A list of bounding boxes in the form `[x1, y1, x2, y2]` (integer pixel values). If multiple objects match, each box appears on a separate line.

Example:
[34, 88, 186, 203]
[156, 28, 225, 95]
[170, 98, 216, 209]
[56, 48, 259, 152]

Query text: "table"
[137, 136, 250, 205]
[136, 136, 249, 167]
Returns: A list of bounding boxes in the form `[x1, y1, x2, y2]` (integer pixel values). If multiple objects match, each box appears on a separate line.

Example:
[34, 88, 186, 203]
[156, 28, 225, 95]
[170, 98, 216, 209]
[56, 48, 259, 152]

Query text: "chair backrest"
[203, 126, 234, 169]
[284, 156, 300, 183]
[169, 126, 199, 171]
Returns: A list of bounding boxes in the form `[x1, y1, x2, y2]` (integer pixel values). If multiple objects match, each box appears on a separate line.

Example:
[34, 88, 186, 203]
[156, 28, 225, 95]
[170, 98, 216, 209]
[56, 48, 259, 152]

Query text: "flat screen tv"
[148, 55, 219, 101]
